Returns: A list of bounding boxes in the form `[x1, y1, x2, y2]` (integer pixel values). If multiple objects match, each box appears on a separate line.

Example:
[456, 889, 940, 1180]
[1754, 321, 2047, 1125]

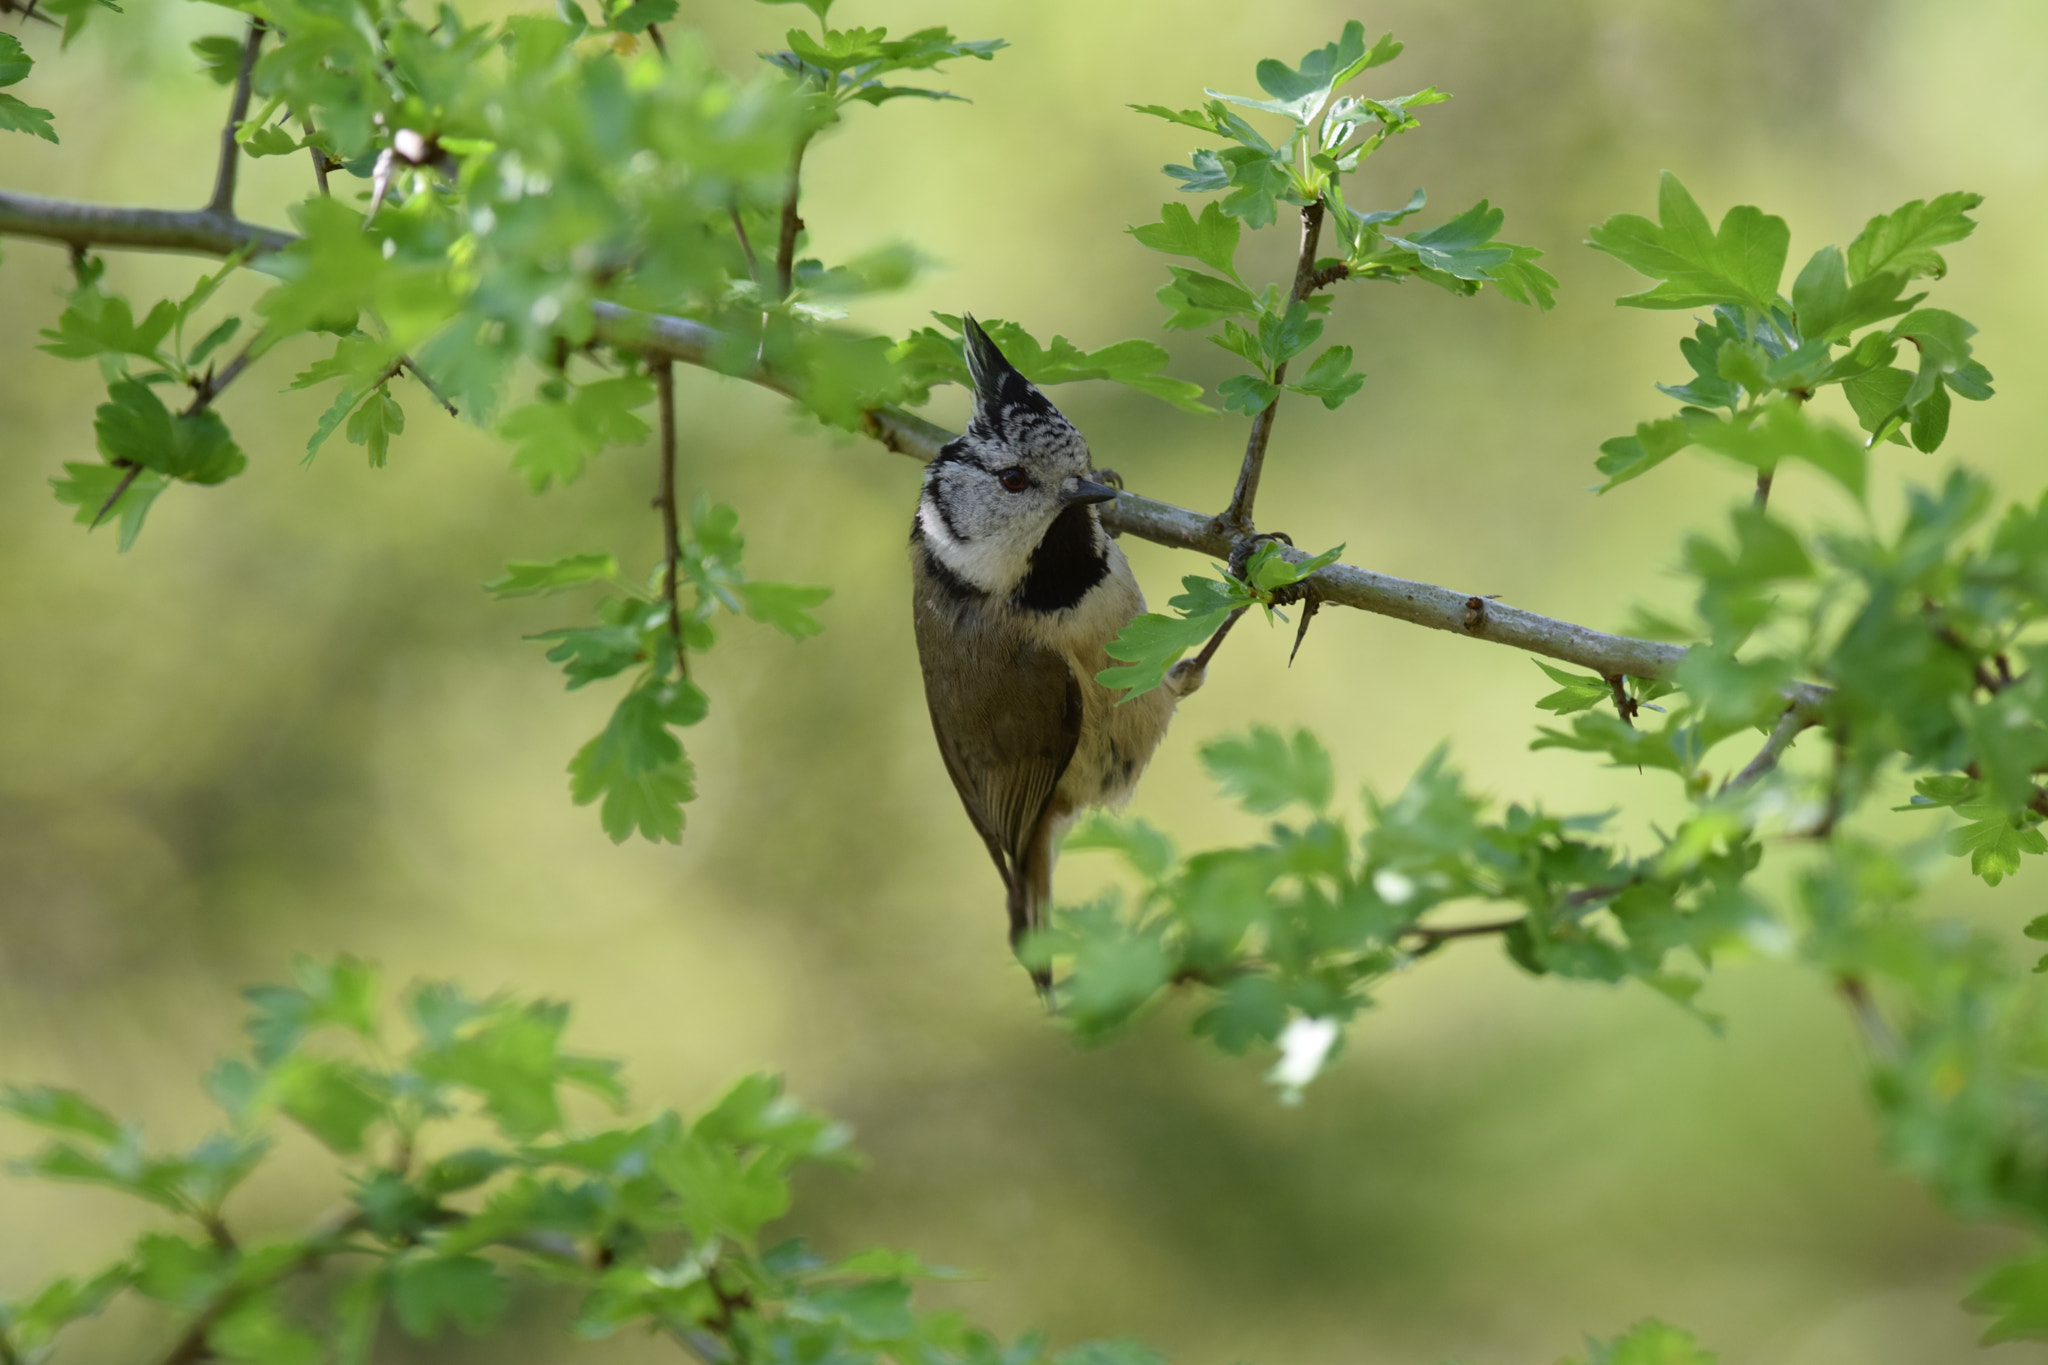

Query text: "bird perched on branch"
[910, 317, 1206, 994]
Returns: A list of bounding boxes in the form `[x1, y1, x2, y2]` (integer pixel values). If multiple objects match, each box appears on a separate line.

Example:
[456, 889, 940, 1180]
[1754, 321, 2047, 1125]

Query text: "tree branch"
[653, 359, 689, 680]
[207, 20, 267, 217]
[0, 191, 1835, 695]
[1220, 199, 1326, 534]
[0, 189, 294, 259]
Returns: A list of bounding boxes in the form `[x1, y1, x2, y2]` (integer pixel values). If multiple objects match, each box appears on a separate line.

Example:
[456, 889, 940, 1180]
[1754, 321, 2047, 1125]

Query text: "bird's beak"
[1060, 478, 1119, 507]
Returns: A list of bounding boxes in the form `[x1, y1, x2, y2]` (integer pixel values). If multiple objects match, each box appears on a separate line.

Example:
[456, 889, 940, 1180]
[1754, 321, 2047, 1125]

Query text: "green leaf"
[6, 1263, 133, 1350]
[1847, 191, 1982, 283]
[190, 34, 244, 85]
[1946, 812, 2046, 887]
[40, 290, 177, 362]
[1242, 539, 1342, 593]
[652, 1131, 792, 1242]
[1562, 1319, 1718, 1365]
[1588, 172, 1789, 313]
[1209, 22, 1396, 125]
[241, 956, 381, 1065]
[345, 388, 404, 467]
[1285, 344, 1364, 408]
[1064, 813, 1178, 880]
[1097, 600, 1234, 698]
[1192, 974, 1289, 1054]
[793, 1281, 916, 1341]
[607, 0, 676, 33]
[0, 92, 56, 143]
[187, 315, 242, 368]
[1129, 200, 1241, 279]
[486, 553, 621, 598]
[0, 33, 33, 86]
[0, 1085, 122, 1143]
[1387, 200, 1513, 279]
[94, 379, 246, 484]
[1200, 726, 1333, 812]
[389, 1256, 509, 1339]
[1532, 660, 1613, 716]
[414, 998, 571, 1139]
[568, 678, 706, 843]
[740, 581, 832, 639]
[1216, 374, 1279, 415]
[268, 1056, 388, 1155]
[756, 0, 832, 21]
[499, 376, 654, 492]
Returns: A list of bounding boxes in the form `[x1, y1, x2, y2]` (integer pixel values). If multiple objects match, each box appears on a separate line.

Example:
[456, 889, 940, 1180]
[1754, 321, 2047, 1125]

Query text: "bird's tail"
[1008, 828, 1059, 1003]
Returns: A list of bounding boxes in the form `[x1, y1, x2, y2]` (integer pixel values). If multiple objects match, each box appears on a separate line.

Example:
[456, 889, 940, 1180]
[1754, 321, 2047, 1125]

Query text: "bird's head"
[916, 317, 1117, 593]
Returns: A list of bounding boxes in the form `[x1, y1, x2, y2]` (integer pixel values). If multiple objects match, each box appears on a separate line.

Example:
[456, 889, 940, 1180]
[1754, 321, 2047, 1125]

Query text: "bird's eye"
[998, 467, 1030, 492]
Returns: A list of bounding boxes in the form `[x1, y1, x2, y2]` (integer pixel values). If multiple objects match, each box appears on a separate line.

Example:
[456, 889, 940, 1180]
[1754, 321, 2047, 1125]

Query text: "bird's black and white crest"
[959, 316, 1081, 456]
[912, 317, 1107, 600]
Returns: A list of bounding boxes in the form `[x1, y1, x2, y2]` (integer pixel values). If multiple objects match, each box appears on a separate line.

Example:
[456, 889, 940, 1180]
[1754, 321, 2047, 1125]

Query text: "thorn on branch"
[1753, 467, 1774, 512]
[206, 19, 267, 217]
[1287, 589, 1321, 666]
[646, 21, 668, 58]
[90, 462, 143, 528]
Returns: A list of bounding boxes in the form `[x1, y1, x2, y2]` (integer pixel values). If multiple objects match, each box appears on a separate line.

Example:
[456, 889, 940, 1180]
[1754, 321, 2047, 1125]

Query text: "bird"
[910, 316, 1208, 994]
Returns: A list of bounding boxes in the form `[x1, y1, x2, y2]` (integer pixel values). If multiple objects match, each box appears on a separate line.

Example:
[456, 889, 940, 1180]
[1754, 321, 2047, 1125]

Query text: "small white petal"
[1373, 869, 1416, 905]
[1267, 1015, 1340, 1103]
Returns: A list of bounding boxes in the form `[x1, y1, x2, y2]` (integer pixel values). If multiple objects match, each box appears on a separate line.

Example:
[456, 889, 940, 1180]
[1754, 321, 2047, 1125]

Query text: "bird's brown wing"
[912, 565, 1082, 941]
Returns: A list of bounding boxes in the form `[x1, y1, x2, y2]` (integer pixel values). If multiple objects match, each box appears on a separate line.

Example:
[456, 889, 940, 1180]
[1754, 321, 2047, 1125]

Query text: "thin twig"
[729, 204, 761, 285]
[1728, 706, 1814, 789]
[207, 20, 267, 217]
[653, 360, 688, 679]
[1753, 468, 1774, 512]
[1188, 606, 1247, 673]
[154, 1213, 363, 1365]
[774, 134, 813, 299]
[1403, 916, 1521, 946]
[400, 357, 458, 416]
[1836, 973, 1899, 1057]
[304, 119, 331, 196]
[1220, 199, 1326, 534]
[184, 333, 264, 416]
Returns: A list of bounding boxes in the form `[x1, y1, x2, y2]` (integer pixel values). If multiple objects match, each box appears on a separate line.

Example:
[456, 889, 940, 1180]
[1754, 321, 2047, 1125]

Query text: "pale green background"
[2, 1, 2045, 1361]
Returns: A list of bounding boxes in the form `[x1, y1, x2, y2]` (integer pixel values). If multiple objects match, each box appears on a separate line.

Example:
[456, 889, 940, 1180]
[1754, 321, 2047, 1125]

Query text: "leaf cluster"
[0, 958, 1167, 1365]
[1591, 176, 1990, 491]
[488, 498, 829, 843]
[1043, 728, 1758, 1085]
